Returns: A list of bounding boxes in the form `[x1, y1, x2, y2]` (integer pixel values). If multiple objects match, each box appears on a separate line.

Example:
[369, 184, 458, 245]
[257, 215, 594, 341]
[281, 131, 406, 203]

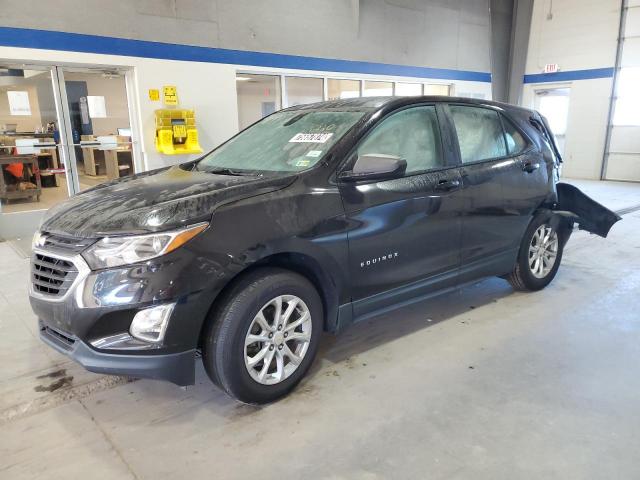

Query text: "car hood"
[41, 165, 296, 237]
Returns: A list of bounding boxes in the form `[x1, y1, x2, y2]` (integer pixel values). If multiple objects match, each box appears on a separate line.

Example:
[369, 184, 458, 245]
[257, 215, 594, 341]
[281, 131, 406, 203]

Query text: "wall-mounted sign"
[543, 64, 559, 74]
[7, 90, 31, 116]
[149, 89, 160, 101]
[163, 85, 178, 106]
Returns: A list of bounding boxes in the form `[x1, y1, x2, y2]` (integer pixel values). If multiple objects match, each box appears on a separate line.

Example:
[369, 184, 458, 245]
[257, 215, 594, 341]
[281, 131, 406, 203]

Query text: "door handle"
[435, 178, 461, 191]
[522, 161, 540, 173]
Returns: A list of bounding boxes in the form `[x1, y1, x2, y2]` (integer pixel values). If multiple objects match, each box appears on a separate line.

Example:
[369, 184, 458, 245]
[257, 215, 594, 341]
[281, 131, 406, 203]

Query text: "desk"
[104, 149, 133, 180]
[0, 155, 41, 203]
[37, 145, 59, 169]
[81, 135, 132, 179]
[81, 147, 131, 180]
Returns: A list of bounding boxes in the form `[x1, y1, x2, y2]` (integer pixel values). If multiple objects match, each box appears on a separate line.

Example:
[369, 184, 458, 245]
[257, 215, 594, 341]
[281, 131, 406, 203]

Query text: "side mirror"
[339, 154, 407, 182]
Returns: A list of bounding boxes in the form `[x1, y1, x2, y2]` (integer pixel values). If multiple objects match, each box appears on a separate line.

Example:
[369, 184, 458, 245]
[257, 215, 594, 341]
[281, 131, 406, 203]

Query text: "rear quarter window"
[501, 115, 528, 155]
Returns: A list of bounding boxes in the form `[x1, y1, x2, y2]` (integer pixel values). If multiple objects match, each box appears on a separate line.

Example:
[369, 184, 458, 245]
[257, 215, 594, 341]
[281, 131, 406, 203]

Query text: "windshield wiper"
[200, 167, 259, 177]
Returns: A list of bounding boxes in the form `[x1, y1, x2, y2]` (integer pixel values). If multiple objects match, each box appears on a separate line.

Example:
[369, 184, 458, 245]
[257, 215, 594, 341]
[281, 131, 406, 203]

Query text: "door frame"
[532, 85, 571, 155]
[54, 65, 142, 195]
[1, 60, 141, 199]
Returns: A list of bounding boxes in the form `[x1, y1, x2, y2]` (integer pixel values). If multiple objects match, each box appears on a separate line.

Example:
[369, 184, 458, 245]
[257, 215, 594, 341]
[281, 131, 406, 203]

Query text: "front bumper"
[39, 320, 196, 385]
[29, 244, 221, 386]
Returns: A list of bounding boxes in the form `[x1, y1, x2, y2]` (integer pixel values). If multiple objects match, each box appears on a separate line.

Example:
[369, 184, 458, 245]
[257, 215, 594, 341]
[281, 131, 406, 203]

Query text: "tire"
[507, 213, 566, 292]
[202, 268, 323, 404]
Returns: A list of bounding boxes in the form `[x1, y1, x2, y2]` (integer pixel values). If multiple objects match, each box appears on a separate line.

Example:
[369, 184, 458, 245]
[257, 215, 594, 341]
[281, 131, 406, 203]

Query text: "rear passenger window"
[502, 116, 528, 155]
[450, 105, 507, 163]
[356, 106, 444, 174]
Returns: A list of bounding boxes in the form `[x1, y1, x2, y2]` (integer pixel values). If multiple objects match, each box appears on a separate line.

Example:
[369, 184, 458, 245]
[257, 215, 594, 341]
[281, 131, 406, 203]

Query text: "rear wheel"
[507, 214, 565, 291]
[202, 268, 322, 404]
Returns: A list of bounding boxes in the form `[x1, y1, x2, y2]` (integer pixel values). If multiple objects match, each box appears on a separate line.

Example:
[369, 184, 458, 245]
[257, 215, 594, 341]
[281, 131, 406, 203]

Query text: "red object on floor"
[5, 162, 23, 179]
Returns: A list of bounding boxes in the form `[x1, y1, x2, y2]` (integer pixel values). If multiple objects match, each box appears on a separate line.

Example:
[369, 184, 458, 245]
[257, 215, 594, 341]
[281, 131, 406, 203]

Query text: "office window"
[424, 84, 451, 96]
[356, 106, 443, 174]
[363, 80, 393, 97]
[236, 74, 281, 130]
[328, 79, 360, 100]
[450, 106, 507, 163]
[285, 77, 323, 107]
[395, 83, 422, 96]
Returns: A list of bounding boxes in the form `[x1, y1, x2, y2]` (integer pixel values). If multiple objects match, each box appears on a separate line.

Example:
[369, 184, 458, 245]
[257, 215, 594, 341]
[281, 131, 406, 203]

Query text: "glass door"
[1, 63, 139, 240]
[59, 68, 135, 191]
[0, 64, 73, 214]
[535, 87, 570, 156]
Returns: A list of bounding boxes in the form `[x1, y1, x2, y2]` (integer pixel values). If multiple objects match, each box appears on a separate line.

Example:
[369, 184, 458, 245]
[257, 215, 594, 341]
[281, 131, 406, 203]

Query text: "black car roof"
[288, 96, 535, 116]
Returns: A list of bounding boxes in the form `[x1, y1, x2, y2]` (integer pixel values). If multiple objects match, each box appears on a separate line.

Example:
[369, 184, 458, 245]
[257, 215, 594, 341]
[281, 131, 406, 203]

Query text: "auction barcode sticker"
[289, 133, 334, 143]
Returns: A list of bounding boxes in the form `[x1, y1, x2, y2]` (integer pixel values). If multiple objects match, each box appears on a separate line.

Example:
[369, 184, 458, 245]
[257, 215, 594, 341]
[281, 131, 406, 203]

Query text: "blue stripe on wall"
[523, 67, 614, 84]
[0, 27, 491, 83]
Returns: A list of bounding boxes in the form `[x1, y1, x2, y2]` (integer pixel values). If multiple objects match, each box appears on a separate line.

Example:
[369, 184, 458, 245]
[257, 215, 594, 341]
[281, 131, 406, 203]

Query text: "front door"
[338, 104, 463, 319]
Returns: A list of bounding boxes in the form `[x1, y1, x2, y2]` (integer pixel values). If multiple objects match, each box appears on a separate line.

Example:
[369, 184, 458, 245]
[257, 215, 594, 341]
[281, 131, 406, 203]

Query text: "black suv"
[29, 97, 619, 403]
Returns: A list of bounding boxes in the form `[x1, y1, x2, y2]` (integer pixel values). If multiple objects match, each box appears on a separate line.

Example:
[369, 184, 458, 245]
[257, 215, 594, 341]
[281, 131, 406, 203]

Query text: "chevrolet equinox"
[29, 97, 620, 404]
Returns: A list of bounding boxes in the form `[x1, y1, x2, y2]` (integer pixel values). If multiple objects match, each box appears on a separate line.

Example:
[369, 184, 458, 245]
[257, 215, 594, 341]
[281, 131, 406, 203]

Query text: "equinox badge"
[360, 252, 399, 268]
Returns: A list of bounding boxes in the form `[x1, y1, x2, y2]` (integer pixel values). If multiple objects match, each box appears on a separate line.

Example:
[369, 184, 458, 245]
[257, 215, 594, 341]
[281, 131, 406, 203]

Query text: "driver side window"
[356, 106, 444, 174]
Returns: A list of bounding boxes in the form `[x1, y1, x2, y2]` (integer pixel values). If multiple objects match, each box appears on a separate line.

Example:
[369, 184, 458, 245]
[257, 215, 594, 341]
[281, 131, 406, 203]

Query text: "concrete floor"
[1, 179, 639, 479]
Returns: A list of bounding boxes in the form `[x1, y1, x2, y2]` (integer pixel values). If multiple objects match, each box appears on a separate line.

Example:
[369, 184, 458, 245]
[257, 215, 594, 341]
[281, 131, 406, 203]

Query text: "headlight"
[32, 231, 47, 249]
[82, 222, 208, 269]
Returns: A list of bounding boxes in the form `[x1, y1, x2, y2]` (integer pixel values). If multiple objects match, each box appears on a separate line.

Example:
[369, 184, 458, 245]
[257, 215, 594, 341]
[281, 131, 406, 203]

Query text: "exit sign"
[543, 64, 559, 73]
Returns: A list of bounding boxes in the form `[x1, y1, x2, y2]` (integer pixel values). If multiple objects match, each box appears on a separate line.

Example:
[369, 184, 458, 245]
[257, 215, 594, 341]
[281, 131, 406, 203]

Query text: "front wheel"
[507, 214, 565, 291]
[202, 268, 323, 404]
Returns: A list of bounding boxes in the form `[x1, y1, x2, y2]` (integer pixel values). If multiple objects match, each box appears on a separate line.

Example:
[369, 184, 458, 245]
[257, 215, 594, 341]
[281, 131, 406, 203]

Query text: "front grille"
[40, 322, 76, 350]
[31, 253, 79, 297]
[40, 232, 96, 255]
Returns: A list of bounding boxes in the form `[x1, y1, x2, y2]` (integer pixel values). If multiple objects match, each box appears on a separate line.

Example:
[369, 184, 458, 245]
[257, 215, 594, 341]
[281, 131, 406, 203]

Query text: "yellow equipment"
[154, 109, 202, 155]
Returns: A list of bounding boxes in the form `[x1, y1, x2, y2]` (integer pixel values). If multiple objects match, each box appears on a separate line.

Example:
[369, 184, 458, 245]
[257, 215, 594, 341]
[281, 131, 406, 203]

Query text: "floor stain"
[36, 369, 66, 380]
[34, 376, 73, 393]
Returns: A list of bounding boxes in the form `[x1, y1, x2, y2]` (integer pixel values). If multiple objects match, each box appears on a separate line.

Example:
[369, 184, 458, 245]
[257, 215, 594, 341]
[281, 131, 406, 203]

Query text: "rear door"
[499, 112, 551, 251]
[339, 104, 463, 318]
[446, 104, 522, 280]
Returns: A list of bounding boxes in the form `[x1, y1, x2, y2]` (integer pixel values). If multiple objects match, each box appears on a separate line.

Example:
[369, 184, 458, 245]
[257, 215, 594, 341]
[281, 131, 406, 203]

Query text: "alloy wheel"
[244, 295, 312, 385]
[528, 224, 559, 278]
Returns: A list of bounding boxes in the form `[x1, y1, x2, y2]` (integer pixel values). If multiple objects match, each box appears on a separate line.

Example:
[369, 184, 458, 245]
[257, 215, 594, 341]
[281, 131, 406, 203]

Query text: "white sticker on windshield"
[306, 150, 323, 158]
[289, 133, 333, 143]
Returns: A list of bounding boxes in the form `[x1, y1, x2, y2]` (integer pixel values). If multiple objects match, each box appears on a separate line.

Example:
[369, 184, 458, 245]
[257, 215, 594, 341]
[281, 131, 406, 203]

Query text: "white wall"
[521, 0, 620, 180]
[523, 78, 613, 179]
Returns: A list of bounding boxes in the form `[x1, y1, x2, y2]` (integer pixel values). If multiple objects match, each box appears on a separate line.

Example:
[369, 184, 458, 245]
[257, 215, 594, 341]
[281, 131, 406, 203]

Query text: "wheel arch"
[530, 206, 574, 248]
[197, 251, 341, 349]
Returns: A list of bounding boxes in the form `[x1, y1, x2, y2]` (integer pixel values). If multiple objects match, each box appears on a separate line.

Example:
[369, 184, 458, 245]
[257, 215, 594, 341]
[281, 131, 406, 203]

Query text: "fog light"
[130, 303, 175, 343]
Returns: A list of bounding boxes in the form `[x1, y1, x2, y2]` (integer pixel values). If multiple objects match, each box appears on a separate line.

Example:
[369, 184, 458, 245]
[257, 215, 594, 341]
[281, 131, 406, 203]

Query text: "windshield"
[196, 110, 364, 174]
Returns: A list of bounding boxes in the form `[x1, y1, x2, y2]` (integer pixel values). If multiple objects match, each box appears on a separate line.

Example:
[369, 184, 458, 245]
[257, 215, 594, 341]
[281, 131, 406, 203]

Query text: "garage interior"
[1, 1, 640, 478]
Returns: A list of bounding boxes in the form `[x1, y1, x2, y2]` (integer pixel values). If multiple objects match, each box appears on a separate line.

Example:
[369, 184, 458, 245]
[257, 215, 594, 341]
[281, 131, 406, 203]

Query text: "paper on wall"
[87, 96, 107, 118]
[7, 91, 31, 116]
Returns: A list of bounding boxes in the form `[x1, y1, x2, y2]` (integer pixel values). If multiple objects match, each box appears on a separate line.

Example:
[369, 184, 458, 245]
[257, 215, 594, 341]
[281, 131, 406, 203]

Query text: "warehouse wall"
[0, 0, 492, 74]
[521, 0, 620, 179]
